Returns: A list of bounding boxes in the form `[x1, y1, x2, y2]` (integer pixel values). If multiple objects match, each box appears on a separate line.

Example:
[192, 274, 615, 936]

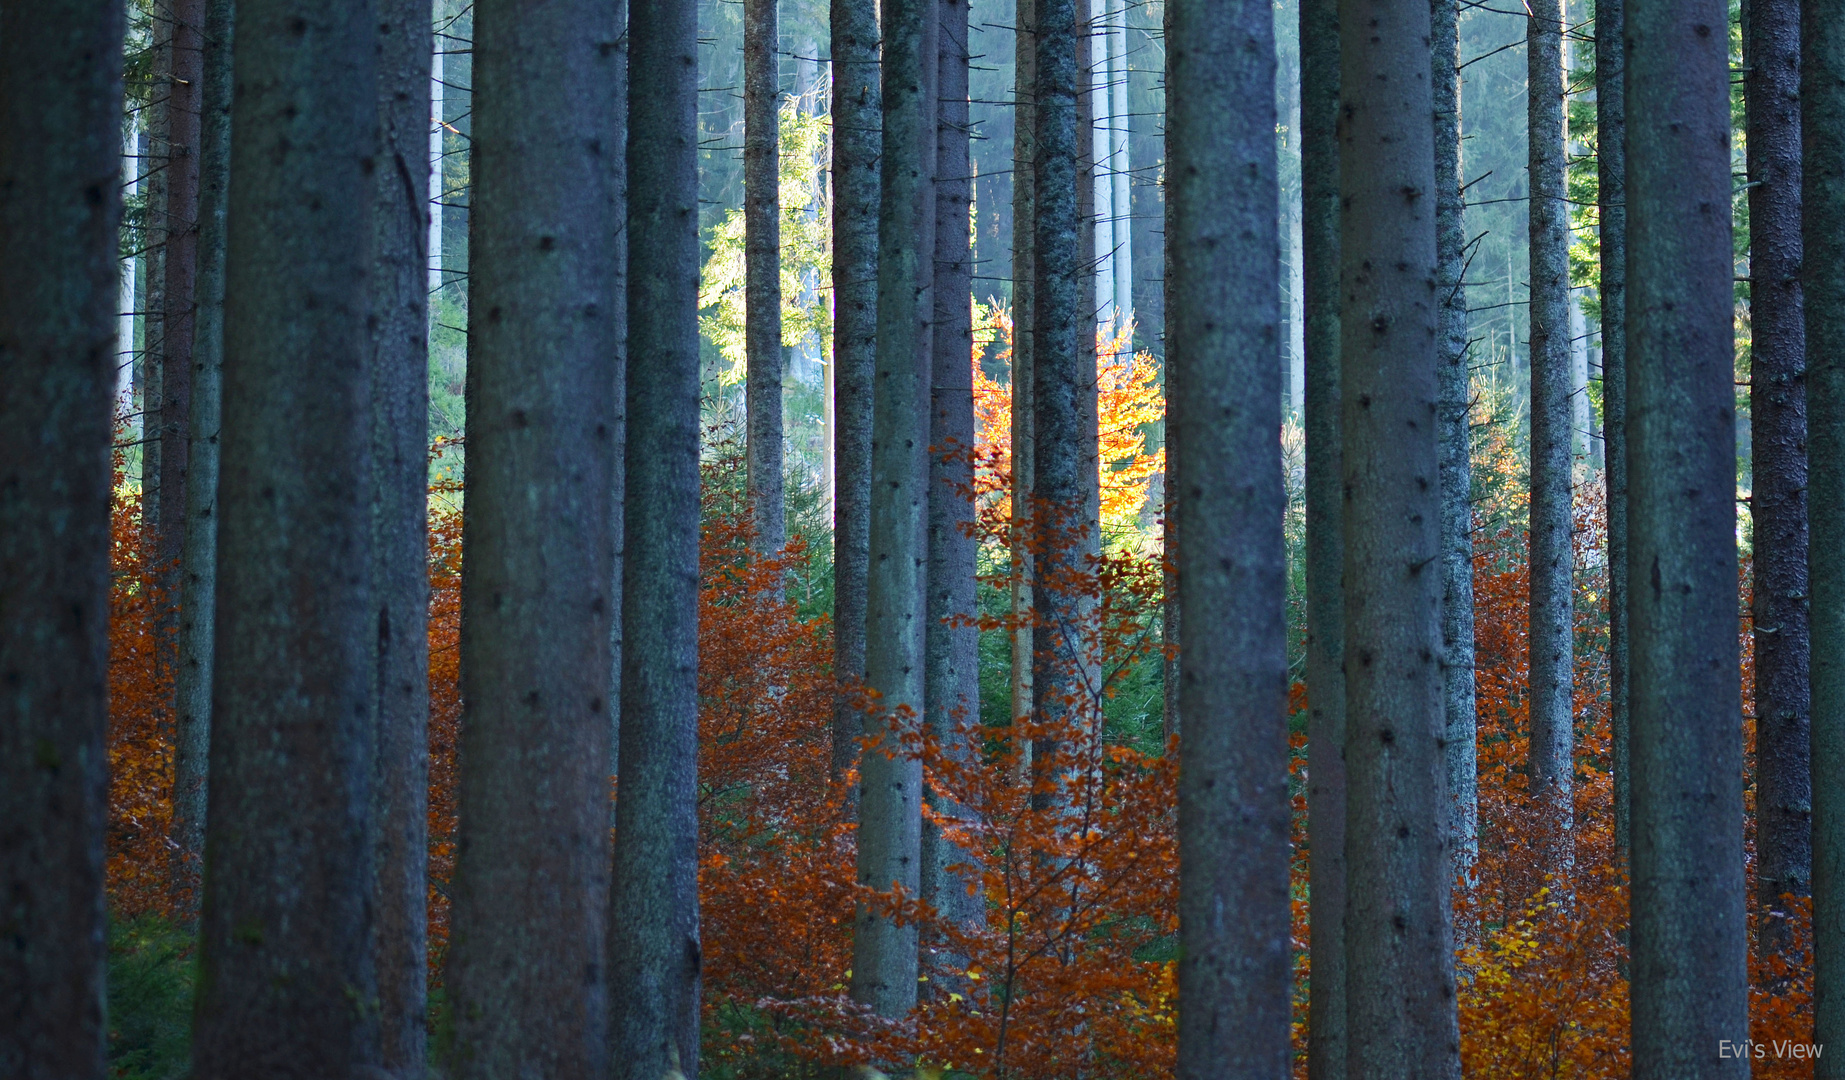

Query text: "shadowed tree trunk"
[190, 0, 382, 1072]
[1597, 0, 1630, 863]
[157, 0, 205, 597]
[610, 0, 703, 1071]
[1625, 1, 1749, 1074]
[1743, 0, 1810, 953]
[852, 0, 936, 1017]
[923, 0, 984, 949]
[1336, 0, 1461, 1074]
[606, 0, 630, 801]
[141, 14, 170, 544]
[0, 1, 122, 1073]
[1434, 0, 1476, 885]
[1167, 1, 1289, 1075]
[830, 0, 880, 791]
[1011, 0, 1038, 774]
[1804, 0, 1845, 1064]
[1300, 0, 1344, 1073]
[444, 0, 621, 1070]
[745, 0, 786, 555]
[1029, 0, 1083, 799]
[1527, 0, 1576, 872]
[369, 0, 433, 1071]
[169, 0, 234, 924]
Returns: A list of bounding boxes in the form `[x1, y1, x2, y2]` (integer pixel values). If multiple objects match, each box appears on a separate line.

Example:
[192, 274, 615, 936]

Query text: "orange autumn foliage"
[99, 385, 1815, 1079]
[105, 468, 175, 921]
[972, 307, 1165, 537]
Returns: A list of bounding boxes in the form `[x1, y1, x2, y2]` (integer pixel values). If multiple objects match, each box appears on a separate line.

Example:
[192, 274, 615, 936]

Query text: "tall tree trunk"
[158, 0, 205, 581]
[142, 15, 170, 542]
[1744, 0, 1810, 951]
[610, 0, 702, 1071]
[1625, 1, 1749, 1074]
[369, 0, 433, 1071]
[169, 0, 234, 924]
[0, 1, 122, 1073]
[1805, 0, 1845, 1064]
[852, 0, 935, 1018]
[1108, 0, 1132, 326]
[1597, 0, 1630, 863]
[1433, 0, 1476, 886]
[1029, 0, 1084, 796]
[445, 0, 621, 1071]
[191, 0, 381, 1071]
[745, 0, 786, 555]
[1336, 0, 1461, 1074]
[923, 0, 984, 949]
[1011, 0, 1039, 777]
[1300, 0, 1344, 1073]
[1527, 0, 1576, 871]
[1167, 1, 1289, 1074]
[830, 0, 880, 790]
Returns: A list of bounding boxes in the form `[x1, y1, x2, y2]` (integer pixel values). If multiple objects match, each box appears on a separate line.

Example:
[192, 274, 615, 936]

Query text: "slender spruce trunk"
[1433, 0, 1476, 885]
[156, 0, 204, 620]
[1300, 0, 1345, 1072]
[1336, 0, 1461, 1074]
[1743, 0, 1810, 947]
[369, 0, 433, 1070]
[1029, 0, 1083, 797]
[1161, 461, 1180, 743]
[830, 0, 880, 791]
[852, 0, 935, 1018]
[610, 0, 703, 1071]
[923, 0, 985, 948]
[142, 14, 170, 543]
[1625, 1, 1749, 1074]
[1805, 0, 1845, 1066]
[1527, 0, 1577, 869]
[191, 0, 381, 1071]
[445, 0, 621, 1070]
[1167, 1, 1289, 1074]
[607, 0, 631, 799]
[1596, 0, 1630, 863]
[745, 0, 786, 555]
[0, 1, 122, 1073]
[1011, 0, 1039, 774]
[169, 0, 233, 923]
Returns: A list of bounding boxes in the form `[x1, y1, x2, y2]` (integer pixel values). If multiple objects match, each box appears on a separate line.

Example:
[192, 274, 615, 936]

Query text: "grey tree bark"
[1336, 0, 1461, 1074]
[190, 0, 381, 1071]
[1011, 0, 1038, 773]
[1166, 2, 1290, 1075]
[745, 0, 786, 555]
[606, 0, 630, 800]
[1625, 1, 1749, 1074]
[156, 0, 205, 593]
[830, 0, 880, 790]
[923, 0, 985, 947]
[852, 0, 936, 1018]
[1805, 0, 1845, 1066]
[1527, 0, 1577, 866]
[1596, 0, 1630, 862]
[141, 15, 170, 539]
[1433, 0, 1476, 884]
[444, 0, 621, 1071]
[169, 0, 234, 924]
[369, 0, 433, 1071]
[1299, 0, 1345, 1073]
[610, 0, 703, 1071]
[1029, 0, 1085, 796]
[1743, 0, 1810, 944]
[0, 1, 122, 1073]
